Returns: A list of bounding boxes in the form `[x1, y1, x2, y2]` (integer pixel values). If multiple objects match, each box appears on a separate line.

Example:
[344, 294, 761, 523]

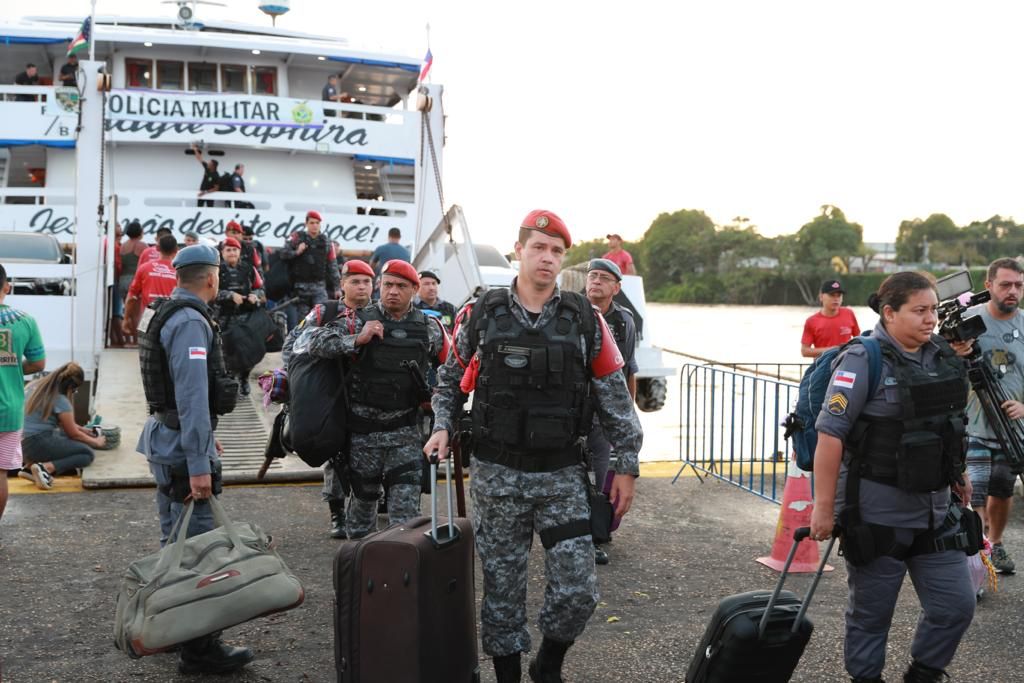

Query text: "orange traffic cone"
[756, 456, 833, 573]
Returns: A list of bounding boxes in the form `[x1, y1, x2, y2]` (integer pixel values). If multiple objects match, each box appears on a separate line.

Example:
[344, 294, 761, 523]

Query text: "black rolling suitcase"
[685, 528, 836, 683]
[333, 455, 479, 683]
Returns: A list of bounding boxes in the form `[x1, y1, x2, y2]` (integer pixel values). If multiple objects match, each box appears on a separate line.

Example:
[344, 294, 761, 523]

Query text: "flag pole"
[88, 0, 97, 62]
[425, 22, 431, 84]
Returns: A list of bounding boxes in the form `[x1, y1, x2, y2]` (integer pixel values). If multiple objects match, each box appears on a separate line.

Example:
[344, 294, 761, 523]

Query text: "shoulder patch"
[827, 392, 848, 416]
[833, 370, 856, 388]
[188, 346, 208, 360]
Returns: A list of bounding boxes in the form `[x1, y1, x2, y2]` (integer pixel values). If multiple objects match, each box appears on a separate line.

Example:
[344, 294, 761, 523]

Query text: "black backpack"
[218, 172, 234, 192]
[283, 302, 352, 467]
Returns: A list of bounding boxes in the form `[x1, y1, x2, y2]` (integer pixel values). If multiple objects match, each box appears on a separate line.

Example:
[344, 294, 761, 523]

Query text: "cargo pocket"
[897, 431, 945, 492]
[478, 402, 523, 447]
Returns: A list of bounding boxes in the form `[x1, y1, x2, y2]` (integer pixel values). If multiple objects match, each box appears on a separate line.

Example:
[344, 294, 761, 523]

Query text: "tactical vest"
[346, 306, 431, 416]
[847, 338, 968, 492]
[470, 289, 594, 467]
[288, 232, 329, 283]
[604, 304, 631, 348]
[138, 297, 238, 422]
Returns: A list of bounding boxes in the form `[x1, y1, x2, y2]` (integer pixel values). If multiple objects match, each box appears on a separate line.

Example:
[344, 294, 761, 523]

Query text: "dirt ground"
[1, 474, 1021, 682]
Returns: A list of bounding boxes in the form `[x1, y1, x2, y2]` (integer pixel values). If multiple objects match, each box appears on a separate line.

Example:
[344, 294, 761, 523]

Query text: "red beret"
[222, 237, 241, 249]
[520, 209, 571, 249]
[225, 220, 242, 233]
[380, 259, 419, 286]
[342, 259, 374, 278]
[306, 210, 322, 222]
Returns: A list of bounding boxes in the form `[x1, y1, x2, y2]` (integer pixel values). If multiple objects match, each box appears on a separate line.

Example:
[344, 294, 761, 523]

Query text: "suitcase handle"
[427, 451, 459, 547]
[757, 526, 836, 639]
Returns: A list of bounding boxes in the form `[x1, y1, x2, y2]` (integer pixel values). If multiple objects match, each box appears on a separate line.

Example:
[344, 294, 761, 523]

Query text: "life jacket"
[288, 231, 329, 284]
[846, 337, 969, 492]
[137, 297, 238, 422]
[468, 289, 595, 467]
[346, 307, 431, 423]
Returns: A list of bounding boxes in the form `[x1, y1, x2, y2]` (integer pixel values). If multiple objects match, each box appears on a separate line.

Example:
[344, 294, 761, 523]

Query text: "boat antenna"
[425, 22, 432, 84]
[88, 0, 96, 62]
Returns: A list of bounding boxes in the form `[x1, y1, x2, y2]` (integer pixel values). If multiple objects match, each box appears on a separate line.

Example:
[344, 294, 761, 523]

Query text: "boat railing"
[0, 85, 57, 103]
[662, 347, 809, 383]
[671, 362, 803, 504]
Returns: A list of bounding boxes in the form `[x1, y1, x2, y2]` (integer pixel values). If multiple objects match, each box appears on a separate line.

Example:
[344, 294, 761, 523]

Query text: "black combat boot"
[903, 660, 949, 682]
[329, 500, 346, 539]
[528, 637, 572, 683]
[494, 652, 522, 683]
[177, 634, 254, 674]
[851, 677, 885, 683]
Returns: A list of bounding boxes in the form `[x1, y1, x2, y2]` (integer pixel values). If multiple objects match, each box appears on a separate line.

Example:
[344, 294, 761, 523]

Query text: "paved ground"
[2, 474, 1022, 683]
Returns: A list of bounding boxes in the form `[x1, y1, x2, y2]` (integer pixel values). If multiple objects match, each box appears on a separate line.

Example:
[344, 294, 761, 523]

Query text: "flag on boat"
[418, 48, 433, 82]
[67, 17, 91, 57]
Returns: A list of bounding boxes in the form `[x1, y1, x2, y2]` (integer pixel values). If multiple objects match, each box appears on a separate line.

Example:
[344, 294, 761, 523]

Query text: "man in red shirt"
[123, 234, 179, 335]
[139, 227, 174, 265]
[602, 233, 636, 275]
[800, 278, 860, 358]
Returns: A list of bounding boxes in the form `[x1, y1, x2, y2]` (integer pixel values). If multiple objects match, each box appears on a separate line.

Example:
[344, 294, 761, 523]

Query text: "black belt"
[473, 443, 582, 473]
[153, 410, 218, 431]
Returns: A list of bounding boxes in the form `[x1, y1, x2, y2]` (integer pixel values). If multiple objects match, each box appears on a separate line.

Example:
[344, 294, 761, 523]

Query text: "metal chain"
[421, 110, 445, 216]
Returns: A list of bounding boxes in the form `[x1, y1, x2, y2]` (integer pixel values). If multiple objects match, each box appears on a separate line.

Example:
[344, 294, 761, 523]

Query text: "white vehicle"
[0, 5, 670, 412]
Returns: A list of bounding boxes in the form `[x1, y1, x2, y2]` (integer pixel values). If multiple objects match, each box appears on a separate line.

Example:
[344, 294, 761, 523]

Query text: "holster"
[212, 374, 240, 415]
[158, 460, 224, 503]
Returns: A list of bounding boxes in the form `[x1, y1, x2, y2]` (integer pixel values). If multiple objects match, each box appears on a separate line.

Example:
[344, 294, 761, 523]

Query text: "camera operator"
[964, 258, 1024, 574]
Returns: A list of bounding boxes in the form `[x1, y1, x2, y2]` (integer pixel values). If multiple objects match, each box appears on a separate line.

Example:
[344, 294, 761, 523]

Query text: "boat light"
[252, 49, 261, 55]
[358, 86, 367, 92]
[317, 56, 326, 61]
[144, 41, 153, 47]
[363, 165, 373, 170]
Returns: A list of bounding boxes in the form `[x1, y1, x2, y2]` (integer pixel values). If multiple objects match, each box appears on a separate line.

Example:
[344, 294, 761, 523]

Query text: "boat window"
[220, 64, 247, 93]
[156, 60, 184, 90]
[251, 66, 277, 95]
[188, 63, 217, 92]
[125, 58, 153, 89]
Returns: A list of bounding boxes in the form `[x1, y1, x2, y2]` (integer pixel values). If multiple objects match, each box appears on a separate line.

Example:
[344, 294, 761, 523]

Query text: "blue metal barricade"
[672, 363, 802, 504]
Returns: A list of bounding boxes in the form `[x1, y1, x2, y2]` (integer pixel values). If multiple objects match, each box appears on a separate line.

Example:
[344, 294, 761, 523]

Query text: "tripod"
[964, 348, 1024, 470]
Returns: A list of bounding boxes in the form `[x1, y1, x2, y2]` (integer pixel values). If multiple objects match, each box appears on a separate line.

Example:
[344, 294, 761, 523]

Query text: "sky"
[6, 1, 1024, 248]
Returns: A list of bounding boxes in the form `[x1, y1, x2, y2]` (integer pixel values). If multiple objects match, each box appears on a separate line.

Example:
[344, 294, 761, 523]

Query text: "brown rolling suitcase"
[333, 454, 480, 683]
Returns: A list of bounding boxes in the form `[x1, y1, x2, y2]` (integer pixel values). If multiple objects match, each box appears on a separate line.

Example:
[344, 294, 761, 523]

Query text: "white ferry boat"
[0, 3, 671, 415]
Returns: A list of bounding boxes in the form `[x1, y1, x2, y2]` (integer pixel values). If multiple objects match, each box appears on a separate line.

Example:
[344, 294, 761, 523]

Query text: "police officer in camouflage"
[810, 272, 976, 683]
[306, 259, 449, 539]
[279, 210, 341, 321]
[584, 258, 639, 566]
[135, 244, 254, 675]
[281, 259, 375, 537]
[425, 210, 643, 683]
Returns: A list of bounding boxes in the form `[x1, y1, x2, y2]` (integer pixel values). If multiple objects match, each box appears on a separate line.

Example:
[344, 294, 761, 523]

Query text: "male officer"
[215, 236, 265, 396]
[425, 210, 643, 683]
[965, 257, 1024, 573]
[281, 258, 375, 537]
[414, 270, 458, 331]
[279, 211, 341, 320]
[584, 258, 639, 565]
[306, 260, 449, 539]
[135, 244, 252, 675]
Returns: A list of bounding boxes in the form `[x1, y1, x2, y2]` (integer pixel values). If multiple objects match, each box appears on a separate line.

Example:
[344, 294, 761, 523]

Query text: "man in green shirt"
[0, 263, 46, 524]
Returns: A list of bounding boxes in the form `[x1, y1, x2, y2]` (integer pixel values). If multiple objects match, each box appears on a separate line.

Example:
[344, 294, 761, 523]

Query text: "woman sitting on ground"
[20, 362, 105, 489]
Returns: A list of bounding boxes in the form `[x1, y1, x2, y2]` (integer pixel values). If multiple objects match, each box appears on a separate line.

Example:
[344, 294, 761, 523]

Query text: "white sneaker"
[30, 463, 53, 490]
[17, 469, 33, 483]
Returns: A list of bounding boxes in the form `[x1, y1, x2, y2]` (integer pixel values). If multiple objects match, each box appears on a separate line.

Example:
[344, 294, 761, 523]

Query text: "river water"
[636, 303, 877, 463]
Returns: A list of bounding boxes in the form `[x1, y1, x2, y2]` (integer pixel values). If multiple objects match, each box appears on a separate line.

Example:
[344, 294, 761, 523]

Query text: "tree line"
[565, 207, 1018, 305]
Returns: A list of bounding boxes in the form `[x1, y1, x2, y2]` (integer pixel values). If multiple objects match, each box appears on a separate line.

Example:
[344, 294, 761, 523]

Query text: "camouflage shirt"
[306, 301, 449, 424]
[431, 281, 643, 476]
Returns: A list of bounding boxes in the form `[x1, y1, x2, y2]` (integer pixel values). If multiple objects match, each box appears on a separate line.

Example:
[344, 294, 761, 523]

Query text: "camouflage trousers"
[470, 457, 598, 657]
[345, 425, 423, 538]
[323, 458, 346, 504]
[291, 282, 329, 321]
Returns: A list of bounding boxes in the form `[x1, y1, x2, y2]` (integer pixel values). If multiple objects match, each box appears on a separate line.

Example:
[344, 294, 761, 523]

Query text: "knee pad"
[384, 460, 423, 490]
[350, 475, 381, 502]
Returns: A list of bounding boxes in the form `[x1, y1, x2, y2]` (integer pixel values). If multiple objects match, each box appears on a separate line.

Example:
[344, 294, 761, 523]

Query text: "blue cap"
[172, 244, 220, 269]
[587, 258, 622, 281]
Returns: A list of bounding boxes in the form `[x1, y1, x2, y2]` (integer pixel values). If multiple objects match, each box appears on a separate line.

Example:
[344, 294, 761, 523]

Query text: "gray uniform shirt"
[135, 288, 218, 476]
[815, 322, 952, 528]
[964, 304, 1024, 444]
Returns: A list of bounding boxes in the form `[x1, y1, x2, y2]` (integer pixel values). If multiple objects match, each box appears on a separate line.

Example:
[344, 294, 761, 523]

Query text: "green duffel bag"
[113, 496, 305, 658]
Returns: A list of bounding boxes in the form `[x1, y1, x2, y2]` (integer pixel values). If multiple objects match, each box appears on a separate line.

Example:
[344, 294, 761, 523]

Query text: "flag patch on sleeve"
[833, 370, 856, 388]
[189, 347, 207, 360]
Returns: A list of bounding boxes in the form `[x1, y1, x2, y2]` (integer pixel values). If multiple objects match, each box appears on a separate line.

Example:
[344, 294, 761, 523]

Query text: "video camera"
[935, 271, 990, 343]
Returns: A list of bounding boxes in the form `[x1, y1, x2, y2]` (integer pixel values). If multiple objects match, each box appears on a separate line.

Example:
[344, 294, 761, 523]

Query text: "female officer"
[810, 271, 975, 683]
